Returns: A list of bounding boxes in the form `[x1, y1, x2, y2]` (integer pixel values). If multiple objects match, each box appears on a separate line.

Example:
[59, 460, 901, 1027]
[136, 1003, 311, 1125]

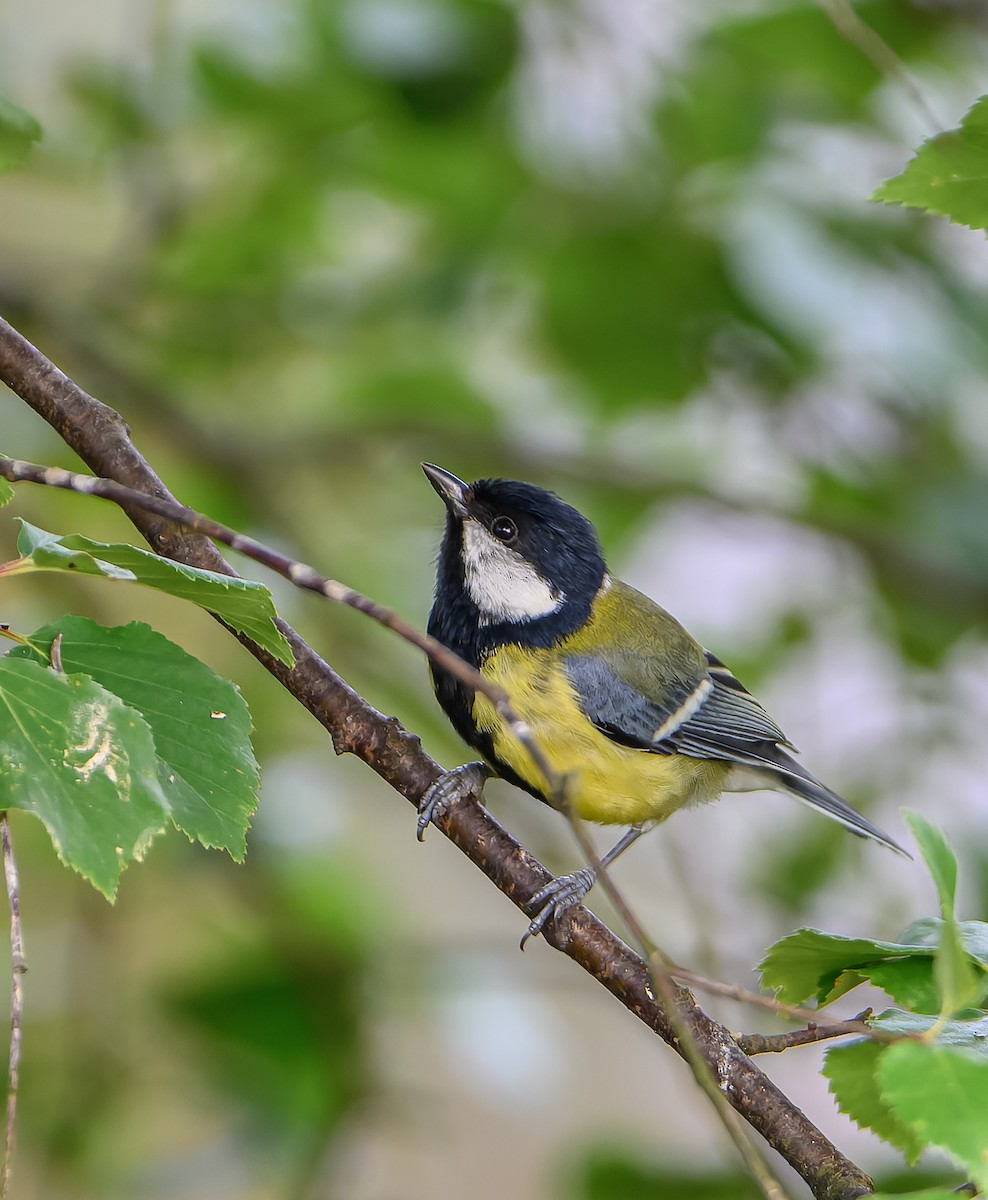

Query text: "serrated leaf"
[0, 96, 42, 171]
[760, 927, 934, 1006]
[865, 959, 940, 1015]
[879, 1042, 988, 1191]
[872, 95, 988, 234]
[905, 812, 958, 917]
[11, 617, 259, 858]
[870, 1009, 988, 1059]
[14, 521, 294, 666]
[823, 1040, 925, 1163]
[0, 658, 168, 898]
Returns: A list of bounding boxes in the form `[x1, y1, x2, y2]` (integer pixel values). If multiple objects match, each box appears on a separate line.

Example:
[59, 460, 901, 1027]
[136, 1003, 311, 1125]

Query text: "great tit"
[420, 463, 907, 942]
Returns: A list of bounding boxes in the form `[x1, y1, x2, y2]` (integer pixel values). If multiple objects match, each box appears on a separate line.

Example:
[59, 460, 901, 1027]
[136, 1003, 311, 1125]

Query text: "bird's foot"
[520, 868, 595, 949]
[416, 761, 491, 841]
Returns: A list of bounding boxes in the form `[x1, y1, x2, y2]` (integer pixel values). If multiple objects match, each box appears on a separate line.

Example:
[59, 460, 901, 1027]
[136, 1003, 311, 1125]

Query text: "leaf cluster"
[0, 514, 290, 896]
[762, 814, 988, 1194]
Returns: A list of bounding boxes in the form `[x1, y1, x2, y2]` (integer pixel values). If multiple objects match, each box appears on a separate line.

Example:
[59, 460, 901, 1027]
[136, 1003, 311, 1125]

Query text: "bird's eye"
[491, 516, 517, 543]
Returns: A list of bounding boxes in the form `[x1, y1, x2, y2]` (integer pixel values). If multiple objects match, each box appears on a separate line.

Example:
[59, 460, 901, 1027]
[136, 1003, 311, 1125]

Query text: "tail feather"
[771, 753, 909, 857]
[723, 745, 910, 857]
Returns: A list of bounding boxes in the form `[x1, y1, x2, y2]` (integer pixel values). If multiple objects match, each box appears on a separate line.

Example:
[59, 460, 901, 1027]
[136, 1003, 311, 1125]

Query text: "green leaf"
[0, 658, 168, 899]
[905, 812, 958, 916]
[0, 96, 42, 171]
[14, 523, 137, 580]
[904, 813, 982, 1016]
[818, 968, 869, 1008]
[872, 95, 988, 233]
[870, 1009, 988, 1059]
[761, 847, 988, 1013]
[11, 617, 259, 859]
[15, 521, 294, 665]
[823, 1040, 925, 1163]
[866, 922, 988, 1013]
[879, 1042, 988, 1191]
[865, 958, 940, 1015]
[935, 922, 982, 1018]
[760, 927, 935, 1006]
[902, 917, 988, 966]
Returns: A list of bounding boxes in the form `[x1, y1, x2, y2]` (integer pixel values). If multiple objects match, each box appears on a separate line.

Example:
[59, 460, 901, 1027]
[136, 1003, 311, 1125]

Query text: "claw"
[520, 868, 595, 949]
[417, 761, 491, 841]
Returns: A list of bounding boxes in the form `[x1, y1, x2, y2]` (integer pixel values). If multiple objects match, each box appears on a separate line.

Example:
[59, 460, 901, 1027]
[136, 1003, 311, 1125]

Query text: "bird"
[419, 463, 907, 944]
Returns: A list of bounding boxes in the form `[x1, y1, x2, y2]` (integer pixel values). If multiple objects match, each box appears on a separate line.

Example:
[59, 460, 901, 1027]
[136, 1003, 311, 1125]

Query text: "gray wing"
[564, 649, 793, 760]
[564, 649, 908, 855]
[667, 651, 796, 759]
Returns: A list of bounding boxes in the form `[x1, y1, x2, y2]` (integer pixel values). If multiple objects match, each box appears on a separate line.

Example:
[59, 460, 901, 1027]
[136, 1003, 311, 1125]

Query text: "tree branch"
[0, 313, 875, 1200]
[736, 1012, 874, 1057]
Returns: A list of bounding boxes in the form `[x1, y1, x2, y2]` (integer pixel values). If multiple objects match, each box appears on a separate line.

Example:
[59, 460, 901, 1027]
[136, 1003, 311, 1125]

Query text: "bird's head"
[423, 464, 606, 641]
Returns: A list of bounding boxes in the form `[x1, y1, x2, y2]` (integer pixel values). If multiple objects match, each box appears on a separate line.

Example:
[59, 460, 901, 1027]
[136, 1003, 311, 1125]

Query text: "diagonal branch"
[0, 313, 874, 1200]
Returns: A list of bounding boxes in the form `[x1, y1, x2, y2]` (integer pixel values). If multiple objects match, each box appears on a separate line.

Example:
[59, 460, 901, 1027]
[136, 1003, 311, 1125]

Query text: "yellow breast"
[472, 643, 730, 826]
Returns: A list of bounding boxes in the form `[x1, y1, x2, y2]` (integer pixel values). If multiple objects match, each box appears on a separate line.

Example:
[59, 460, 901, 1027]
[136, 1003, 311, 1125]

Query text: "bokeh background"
[2, 1, 988, 1197]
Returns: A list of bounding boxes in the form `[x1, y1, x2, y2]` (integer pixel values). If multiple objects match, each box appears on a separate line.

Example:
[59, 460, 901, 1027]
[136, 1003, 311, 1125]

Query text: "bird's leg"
[416, 761, 492, 841]
[521, 823, 649, 948]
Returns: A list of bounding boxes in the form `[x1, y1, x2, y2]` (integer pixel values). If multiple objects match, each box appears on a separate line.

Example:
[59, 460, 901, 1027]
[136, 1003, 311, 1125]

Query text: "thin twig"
[0, 814, 26, 1200]
[736, 1011, 873, 1056]
[670, 967, 904, 1045]
[819, 0, 943, 133]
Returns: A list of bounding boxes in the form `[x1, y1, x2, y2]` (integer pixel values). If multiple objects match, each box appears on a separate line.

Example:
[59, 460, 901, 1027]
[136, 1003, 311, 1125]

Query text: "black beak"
[422, 463, 472, 518]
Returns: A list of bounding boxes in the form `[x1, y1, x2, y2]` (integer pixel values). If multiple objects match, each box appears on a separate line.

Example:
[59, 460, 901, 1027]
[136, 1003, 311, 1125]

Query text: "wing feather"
[563, 648, 791, 759]
[562, 643, 906, 855]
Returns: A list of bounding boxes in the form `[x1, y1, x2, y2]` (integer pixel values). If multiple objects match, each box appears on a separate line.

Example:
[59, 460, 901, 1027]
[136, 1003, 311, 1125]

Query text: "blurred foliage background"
[2, 0, 988, 1197]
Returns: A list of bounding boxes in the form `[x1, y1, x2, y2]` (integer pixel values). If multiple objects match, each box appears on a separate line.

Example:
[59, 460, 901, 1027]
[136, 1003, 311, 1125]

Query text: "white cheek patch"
[461, 521, 563, 624]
